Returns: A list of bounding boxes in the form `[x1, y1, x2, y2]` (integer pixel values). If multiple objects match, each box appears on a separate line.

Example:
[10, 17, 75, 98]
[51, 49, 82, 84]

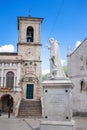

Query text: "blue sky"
[0, 0, 87, 74]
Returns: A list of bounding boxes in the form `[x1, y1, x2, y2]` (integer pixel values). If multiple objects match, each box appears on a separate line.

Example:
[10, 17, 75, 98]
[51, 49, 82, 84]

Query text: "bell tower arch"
[26, 26, 34, 42]
[18, 16, 43, 44]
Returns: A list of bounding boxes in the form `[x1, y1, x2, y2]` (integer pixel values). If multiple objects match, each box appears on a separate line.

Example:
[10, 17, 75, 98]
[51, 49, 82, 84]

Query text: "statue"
[47, 38, 66, 79]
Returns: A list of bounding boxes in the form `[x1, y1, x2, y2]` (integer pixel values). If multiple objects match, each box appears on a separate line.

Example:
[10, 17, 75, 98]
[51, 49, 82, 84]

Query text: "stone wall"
[67, 38, 87, 115]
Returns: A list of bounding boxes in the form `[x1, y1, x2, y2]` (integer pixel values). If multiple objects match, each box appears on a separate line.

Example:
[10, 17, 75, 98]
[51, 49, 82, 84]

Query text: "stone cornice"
[0, 60, 22, 63]
[17, 43, 42, 46]
[18, 16, 43, 29]
[0, 59, 42, 63]
[22, 60, 42, 62]
[0, 52, 18, 55]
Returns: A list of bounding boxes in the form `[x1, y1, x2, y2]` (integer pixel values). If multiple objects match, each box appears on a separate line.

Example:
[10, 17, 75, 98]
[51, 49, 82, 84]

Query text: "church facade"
[0, 16, 43, 116]
[67, 38, 87, 116]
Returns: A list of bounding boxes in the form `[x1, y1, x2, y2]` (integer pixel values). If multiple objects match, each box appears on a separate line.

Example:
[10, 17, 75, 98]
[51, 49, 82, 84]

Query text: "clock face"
[25, 48, 32, 59]
[26, 48, 32, 60]
[28, 48, 31, 54]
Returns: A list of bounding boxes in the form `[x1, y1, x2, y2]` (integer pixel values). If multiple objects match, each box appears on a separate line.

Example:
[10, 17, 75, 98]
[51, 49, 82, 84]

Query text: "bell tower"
[18, 16, 43, 44]
[17, 16, 43, 100]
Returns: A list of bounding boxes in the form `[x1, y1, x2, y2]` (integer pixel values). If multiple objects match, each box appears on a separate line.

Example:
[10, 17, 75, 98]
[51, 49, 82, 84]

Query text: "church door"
[26, 84, 34, 99]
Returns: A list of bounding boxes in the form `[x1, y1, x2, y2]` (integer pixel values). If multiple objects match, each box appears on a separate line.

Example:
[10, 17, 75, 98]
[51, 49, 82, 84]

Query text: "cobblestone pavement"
[0, 114, 87, 130]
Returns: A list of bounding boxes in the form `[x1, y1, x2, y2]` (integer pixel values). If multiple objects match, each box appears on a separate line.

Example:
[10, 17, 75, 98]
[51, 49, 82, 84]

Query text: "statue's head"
[49, 38, 54, 44]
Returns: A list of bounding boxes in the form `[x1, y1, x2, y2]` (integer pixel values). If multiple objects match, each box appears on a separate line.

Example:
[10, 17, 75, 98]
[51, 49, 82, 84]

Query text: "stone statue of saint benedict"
[47, 38, 66, 79]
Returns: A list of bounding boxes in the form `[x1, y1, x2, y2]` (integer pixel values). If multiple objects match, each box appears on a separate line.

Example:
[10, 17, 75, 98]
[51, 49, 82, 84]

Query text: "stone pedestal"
[40, 79, 75, 130]
[40, 120, 75, 130]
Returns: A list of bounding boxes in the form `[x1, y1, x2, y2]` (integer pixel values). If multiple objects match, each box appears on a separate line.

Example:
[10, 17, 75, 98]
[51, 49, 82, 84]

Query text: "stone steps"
[18, 100, 42, 118]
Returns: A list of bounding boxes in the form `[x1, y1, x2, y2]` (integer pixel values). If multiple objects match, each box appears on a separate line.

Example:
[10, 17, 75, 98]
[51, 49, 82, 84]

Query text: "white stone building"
[67, 38, 87, 116]
[0, 16, 43, 117]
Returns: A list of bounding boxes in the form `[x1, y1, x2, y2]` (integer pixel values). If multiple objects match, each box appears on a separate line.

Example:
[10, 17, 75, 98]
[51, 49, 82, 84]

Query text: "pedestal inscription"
[43, 87, 72, 121]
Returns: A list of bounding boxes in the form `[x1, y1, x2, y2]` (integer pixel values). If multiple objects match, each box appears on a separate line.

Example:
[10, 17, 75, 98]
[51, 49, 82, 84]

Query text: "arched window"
[26, 26, 34, 42]
[6, 71, 14, 88]
[80, 80, 86, 92]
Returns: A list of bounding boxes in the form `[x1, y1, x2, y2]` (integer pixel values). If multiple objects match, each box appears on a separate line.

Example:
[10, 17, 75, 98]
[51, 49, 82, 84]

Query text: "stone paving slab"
[0, 118, 32, 130]
[73, 117, 87, 130]
[24, 118, 41, 130]
[0, 115, 87, 130]
[0, 114, 32, 130]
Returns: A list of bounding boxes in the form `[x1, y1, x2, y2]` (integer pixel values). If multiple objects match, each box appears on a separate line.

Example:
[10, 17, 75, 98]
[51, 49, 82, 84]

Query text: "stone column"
[17, 63, 21, 86]
[1, 64, 4, 88]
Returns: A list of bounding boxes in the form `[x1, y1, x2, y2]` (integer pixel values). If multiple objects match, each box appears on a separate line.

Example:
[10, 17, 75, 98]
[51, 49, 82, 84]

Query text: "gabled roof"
[70, 38, 87, 56]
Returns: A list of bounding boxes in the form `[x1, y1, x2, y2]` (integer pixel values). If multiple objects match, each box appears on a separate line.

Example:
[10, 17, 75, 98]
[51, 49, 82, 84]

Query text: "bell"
[27, 31, 32, 37]
[28, 33, 32, 38]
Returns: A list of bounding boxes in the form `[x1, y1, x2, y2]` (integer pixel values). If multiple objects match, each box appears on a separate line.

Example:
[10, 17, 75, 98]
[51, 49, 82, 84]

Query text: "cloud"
[74, 40, 81, 50]
[0, 44, 15, 52]
[61, 59, 66, 66]
[42, 69, 50, 75]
